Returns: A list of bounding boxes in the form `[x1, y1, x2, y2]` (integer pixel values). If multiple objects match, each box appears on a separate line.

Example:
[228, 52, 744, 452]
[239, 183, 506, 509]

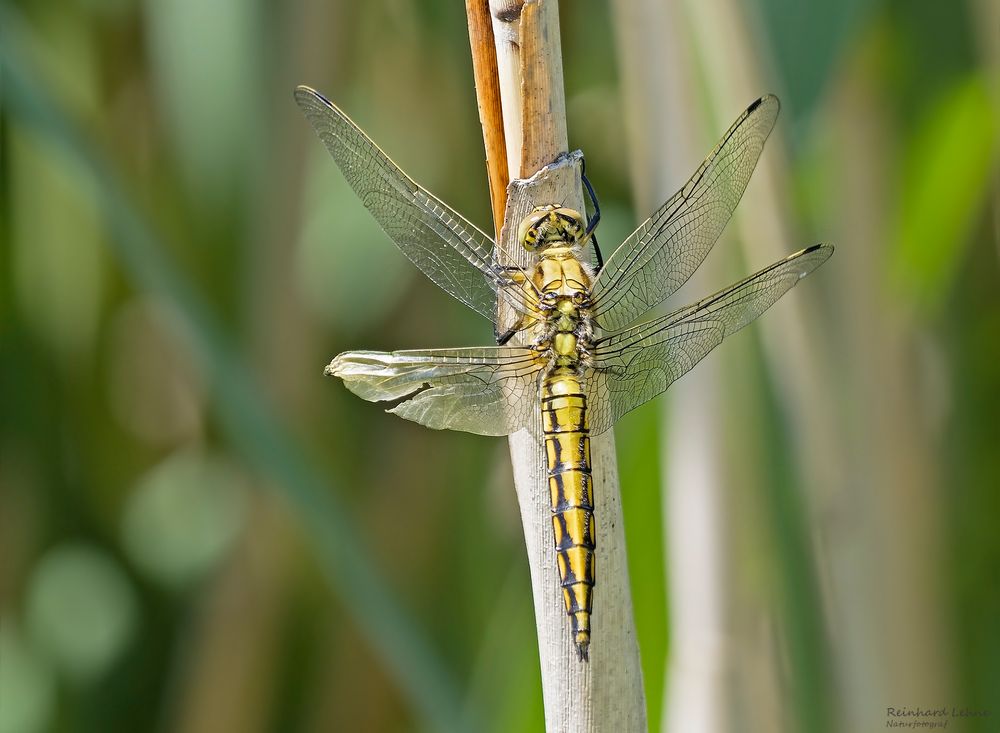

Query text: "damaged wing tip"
[325, 352, 361, 378]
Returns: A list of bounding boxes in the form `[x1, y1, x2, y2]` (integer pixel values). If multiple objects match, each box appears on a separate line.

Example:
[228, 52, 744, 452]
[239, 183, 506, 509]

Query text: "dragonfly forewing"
[590, 95, 781, 332]
[295, 86, 537, 323]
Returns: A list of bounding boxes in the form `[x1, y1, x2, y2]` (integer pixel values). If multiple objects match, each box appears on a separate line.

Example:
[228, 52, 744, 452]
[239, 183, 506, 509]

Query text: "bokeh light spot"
[120, 448, 247, 590]
[24, 544, 138, 683]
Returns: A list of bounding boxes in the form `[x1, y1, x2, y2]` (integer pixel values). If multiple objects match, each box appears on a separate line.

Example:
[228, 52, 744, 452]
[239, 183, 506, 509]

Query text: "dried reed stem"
[467, 2, 647, 730]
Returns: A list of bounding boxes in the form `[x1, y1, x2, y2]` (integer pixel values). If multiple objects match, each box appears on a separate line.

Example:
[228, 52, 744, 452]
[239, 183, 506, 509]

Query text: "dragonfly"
[295, 85, 832, 661]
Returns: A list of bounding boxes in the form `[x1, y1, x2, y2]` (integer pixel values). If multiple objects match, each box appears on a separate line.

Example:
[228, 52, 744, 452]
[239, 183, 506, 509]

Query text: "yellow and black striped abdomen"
[541, 367, 596, 660]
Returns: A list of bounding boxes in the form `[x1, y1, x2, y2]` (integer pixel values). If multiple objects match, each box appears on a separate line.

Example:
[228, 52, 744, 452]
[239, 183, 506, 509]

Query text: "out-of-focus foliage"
[891, 75, 998, 309]
[0, 0, 996, 732]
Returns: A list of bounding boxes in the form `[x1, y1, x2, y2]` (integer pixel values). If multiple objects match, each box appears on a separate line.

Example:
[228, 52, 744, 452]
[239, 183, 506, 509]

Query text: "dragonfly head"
[518, 206, 585, 252]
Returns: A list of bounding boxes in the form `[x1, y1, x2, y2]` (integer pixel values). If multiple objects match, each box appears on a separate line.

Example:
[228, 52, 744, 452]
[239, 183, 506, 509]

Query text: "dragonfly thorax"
[535, 253, 592, 303]
[531, 250, 595, 370]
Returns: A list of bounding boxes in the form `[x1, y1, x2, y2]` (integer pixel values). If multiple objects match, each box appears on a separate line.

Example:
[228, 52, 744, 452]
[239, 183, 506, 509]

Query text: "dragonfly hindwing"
[326, 347, 543, 436]
[585, 244, 833, 434]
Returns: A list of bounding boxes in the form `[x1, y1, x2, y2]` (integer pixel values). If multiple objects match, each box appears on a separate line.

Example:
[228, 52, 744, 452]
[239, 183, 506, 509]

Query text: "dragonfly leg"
[581, 161, 604, 272]
[496, 313, 546, 345]
[496, 326, 517, 345]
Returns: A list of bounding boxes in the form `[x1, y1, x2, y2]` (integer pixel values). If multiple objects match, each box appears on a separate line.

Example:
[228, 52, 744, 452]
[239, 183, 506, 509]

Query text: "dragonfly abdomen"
[541, 367, 595, 661]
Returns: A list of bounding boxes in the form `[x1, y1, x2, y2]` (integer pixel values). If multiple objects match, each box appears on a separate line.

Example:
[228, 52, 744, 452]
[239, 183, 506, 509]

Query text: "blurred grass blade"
[753, 0, 875, 126]
[891, 74, 999, 311]
[0, 8, 473, 732]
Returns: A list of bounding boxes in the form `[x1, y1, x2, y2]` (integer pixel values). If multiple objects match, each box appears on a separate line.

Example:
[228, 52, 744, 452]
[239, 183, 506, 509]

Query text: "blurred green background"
[1, 0, 997, 731]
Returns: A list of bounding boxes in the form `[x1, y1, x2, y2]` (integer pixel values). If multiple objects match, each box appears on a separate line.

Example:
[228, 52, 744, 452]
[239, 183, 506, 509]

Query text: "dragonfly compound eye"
[518, 210, 549, 251]
[518, 206, 586, 250]
[552, 208, 585, 240]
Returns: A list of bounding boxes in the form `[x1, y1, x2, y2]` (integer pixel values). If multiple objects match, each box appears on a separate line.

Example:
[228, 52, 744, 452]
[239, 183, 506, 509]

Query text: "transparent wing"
[591, 95, 781, 332]
[326, 347, 544, 436]
[295, 86, 535, 322]
[586, 244, 832, 433]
